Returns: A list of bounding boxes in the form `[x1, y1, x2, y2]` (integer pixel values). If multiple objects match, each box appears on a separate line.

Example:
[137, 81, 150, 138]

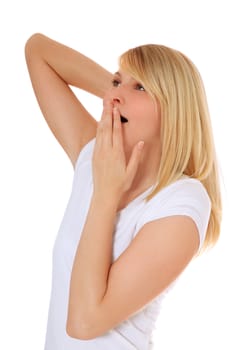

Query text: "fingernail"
[138, 141, 144, 149]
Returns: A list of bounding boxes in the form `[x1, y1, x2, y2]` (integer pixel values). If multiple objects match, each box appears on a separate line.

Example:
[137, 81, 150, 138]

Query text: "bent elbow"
[66, 319, 98, 341]
[24, 33, 46, 60]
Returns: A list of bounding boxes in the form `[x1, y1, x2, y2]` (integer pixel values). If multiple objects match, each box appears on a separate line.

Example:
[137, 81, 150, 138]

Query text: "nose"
[112, 97, 122, 105]
[112, 93, 125, 106]
[105, 86, 125, 106]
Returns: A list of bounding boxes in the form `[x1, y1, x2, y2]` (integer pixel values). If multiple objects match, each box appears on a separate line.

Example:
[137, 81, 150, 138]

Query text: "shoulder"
[136, 177, 211, 250]
[148, 176, 210, 211]
[160, 177, 210, 208]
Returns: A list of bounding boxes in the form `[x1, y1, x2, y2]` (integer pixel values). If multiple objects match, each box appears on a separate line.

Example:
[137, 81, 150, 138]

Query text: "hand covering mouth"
[120, 115, 128, 123]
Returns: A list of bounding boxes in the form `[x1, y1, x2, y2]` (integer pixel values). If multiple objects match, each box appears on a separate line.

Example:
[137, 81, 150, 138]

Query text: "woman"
[25, 33, 222, 350]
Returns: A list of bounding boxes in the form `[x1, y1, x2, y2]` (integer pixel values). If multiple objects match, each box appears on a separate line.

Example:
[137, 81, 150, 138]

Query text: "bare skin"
[25, 34, 199, 340]
[25, 33, 111, 167]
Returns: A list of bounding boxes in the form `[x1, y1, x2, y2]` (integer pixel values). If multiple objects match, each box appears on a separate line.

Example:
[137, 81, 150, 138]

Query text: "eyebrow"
[113, 71, 121, 77]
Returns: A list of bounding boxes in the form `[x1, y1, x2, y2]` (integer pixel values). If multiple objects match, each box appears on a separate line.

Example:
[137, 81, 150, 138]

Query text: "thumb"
[125, 141, 144, 190]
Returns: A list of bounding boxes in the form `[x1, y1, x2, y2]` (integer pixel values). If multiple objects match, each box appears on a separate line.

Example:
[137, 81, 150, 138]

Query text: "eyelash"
[135, 83, 145, 91]
[111, 79, 145, 91]
[112, 79, 120, 87]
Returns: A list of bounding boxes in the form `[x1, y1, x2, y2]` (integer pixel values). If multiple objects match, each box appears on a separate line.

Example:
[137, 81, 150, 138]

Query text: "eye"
[112, 79, 121, 87]
[135, 83, 145, 91]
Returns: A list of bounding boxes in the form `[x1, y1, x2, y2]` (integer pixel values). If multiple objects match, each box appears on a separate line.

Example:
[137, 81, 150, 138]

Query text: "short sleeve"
[74, 138, 96, 173]
[135, 178, 211, 250]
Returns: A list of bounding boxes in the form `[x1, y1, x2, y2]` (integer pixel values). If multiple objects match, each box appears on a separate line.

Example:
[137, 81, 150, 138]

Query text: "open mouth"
[120, 115, 128, 123]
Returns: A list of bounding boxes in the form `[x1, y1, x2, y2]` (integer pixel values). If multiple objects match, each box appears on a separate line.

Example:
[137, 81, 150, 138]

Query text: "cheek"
[126, 113, 161, 143]
[140, 107, 161, 138]
[151, 112, 161, 137]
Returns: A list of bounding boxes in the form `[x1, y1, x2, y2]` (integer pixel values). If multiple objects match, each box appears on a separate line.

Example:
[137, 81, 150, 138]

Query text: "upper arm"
[25, 34, 112, 167]
[79, 215, 199, 339]
[29, 59, 97, 167]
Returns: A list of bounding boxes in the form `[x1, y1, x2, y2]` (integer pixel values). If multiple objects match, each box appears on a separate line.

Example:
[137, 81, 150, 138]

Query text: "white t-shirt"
[44, 138, 211, 350]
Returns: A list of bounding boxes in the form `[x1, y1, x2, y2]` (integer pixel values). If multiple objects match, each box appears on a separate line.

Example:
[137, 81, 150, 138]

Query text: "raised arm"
[25, 33, 113, 166]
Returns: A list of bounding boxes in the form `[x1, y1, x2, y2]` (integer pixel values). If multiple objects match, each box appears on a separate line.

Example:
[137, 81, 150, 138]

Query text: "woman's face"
[104, 69, 161, 157]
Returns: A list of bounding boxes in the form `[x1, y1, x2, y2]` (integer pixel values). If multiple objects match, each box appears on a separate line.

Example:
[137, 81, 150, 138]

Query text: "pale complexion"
[66, 80, 199, 340]
[102, 70, 161, 209]
[25, 34, 200, 341]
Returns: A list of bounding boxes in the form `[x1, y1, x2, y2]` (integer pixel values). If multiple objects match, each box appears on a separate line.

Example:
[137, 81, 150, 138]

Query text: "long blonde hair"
[119, 44, 222, 251]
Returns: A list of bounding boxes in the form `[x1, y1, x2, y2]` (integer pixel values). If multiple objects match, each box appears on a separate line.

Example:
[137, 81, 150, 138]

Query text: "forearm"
[67, 194, 118, 333]
[25, 33, 112, 98]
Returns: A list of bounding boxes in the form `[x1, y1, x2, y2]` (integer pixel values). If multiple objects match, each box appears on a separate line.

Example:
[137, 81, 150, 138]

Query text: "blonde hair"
[119, 44, 222, 252]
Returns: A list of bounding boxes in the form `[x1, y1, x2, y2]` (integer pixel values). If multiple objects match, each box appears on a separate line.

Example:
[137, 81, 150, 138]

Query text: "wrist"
[91, 191, 120, 213]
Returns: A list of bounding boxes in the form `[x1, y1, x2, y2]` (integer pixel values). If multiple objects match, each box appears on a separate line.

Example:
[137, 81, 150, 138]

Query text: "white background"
[0, 1, 232, 349]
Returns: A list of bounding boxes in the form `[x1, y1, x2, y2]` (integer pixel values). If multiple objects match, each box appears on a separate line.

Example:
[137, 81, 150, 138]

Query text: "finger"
[113, 107, 124, 152]
[96, 101, 113, 148]
[125, 141, 144, 190]
[101, 100, 113, 147]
